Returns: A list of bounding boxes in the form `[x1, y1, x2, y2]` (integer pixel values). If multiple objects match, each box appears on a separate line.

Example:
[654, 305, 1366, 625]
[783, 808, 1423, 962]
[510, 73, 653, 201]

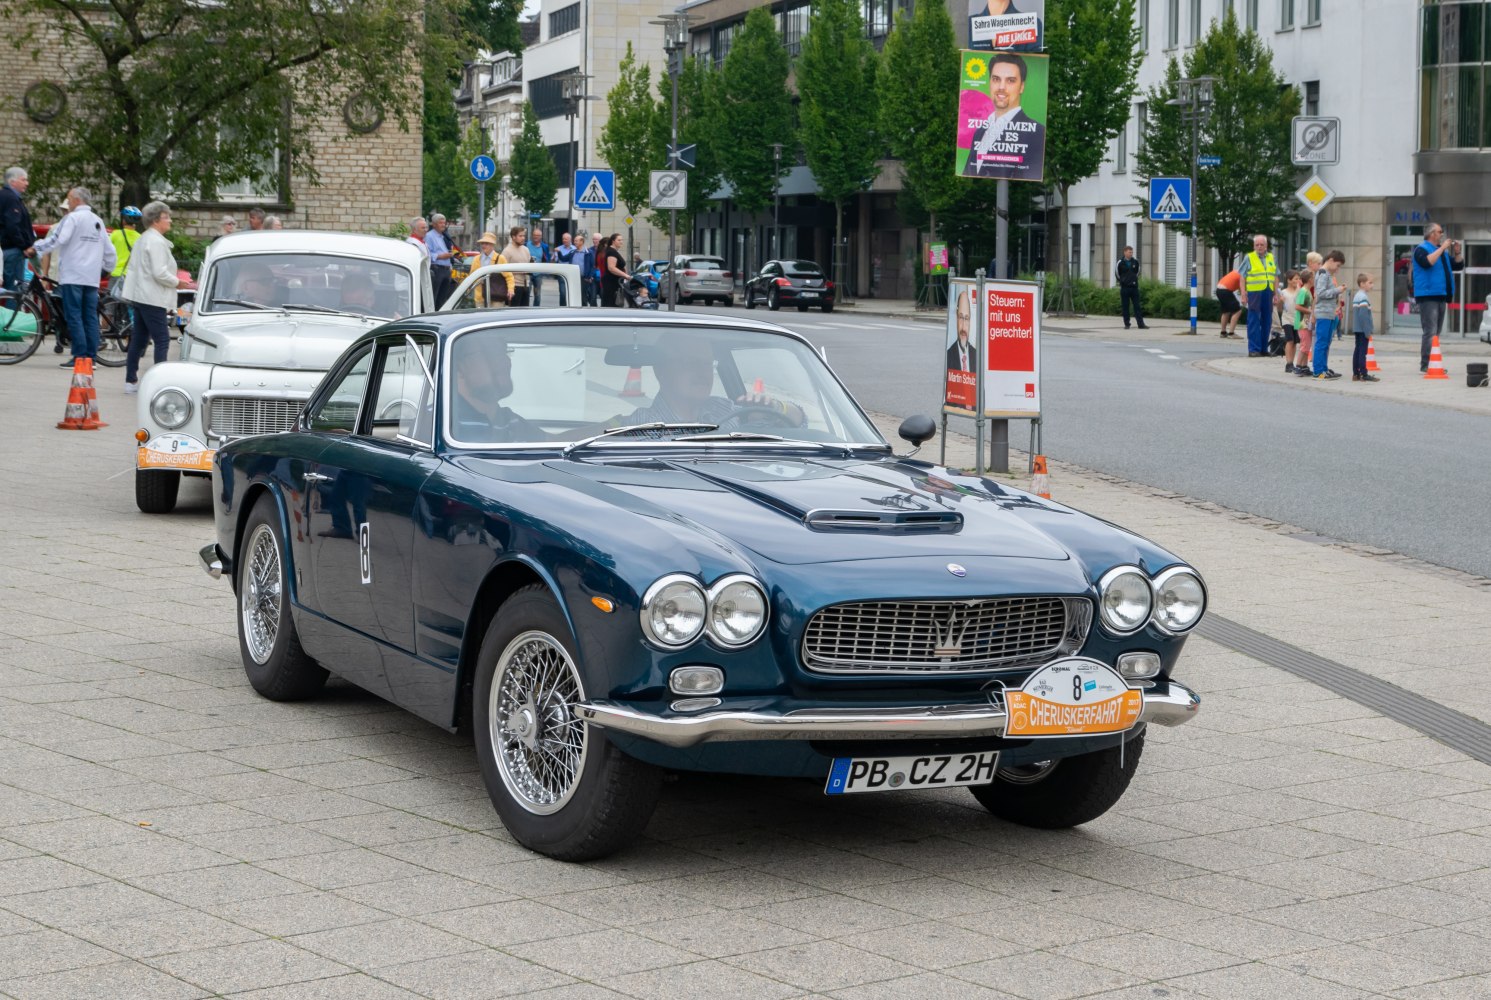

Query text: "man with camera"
[1411, 223, 1464, 373]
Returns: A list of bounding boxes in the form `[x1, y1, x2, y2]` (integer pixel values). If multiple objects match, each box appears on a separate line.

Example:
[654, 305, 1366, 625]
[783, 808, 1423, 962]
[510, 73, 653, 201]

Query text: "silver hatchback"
[668, 255, 735, 306]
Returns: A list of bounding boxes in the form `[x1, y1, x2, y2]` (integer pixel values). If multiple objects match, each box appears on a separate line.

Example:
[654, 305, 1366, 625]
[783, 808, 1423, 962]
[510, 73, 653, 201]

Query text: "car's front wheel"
[970, 731, 1144, 828]
[473, 585, 662, 861]
[237, 496, 328, 701]
[768, 288, 780, 311]
[745, 288, 756, 309]
[135, 470, 180, 514]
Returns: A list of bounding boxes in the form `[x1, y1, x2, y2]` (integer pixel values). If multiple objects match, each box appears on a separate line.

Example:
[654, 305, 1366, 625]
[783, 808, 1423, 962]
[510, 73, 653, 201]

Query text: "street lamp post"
[770, 142, 783, 261]
[559, 72, 590, 231]
[1167, 75, 1215, 335]
[652, 12, 693, 313]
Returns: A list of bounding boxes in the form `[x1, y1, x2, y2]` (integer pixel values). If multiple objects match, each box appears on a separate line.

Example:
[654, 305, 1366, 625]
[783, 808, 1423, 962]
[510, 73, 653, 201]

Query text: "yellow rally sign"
[138, 433, 214, 472]
[1004, 658, 1143, 738]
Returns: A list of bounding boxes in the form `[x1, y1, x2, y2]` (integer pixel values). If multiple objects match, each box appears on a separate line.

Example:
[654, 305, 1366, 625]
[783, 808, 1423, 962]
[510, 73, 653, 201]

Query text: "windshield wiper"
[562, 422, 718, 457]
[211, 297, 273, 310]
[281, 302, 343, 314]
[674, 431, 786, 442]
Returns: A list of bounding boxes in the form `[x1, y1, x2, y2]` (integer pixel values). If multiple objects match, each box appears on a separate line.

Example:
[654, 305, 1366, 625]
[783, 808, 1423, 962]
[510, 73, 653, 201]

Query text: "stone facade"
[0, 10, 420, 241]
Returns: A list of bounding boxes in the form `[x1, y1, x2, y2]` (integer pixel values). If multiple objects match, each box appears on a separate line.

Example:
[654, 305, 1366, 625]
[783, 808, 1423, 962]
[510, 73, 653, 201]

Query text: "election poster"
[982, 279, 1041, 416]
[955, 49, 1048, 183]
[943, 279, 979, 415]
[968, 0, 1044, 52]
[926, 242, 949, 275]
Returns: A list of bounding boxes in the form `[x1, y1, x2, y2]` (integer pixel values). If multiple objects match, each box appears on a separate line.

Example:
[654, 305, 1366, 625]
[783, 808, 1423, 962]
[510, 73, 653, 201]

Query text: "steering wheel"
[724, 402, 798, 429]
[378, 399, 417, 421]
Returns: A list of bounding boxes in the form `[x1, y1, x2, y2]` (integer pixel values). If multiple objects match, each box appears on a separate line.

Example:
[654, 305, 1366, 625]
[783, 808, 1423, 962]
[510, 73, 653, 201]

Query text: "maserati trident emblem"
[947, 563, 966, 577]
[934, 606, 966, 658]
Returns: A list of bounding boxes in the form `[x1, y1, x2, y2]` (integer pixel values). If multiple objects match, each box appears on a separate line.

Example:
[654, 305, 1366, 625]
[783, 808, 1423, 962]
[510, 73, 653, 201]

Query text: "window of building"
[1087, 224, 1096, 280]
[690, 30, 712, 59]
[529, 68, 580, 120]
[1070, 224, 1082, 275]
[1115, 121, 1128, 173]
[1189, 0, 1202, 43]
[780, 2, 811, 57]
[1167, 0, 1179, 47]
[1133, 223, 1145, 271]
[1136, 102, 1148, 155]
[864, 0, 900, 39]
[548, 3, 580, 39]
[1245, 0, 1259, 30]
[1139, 0, 1150, 48]
[1115, 224, 1129, 271]
[1304, 0, 1321, 26]
[1303, 80, 1319, 116]
[1280, 0, 1294, 30]
[547, 142, 574, 186]
[714, 22, 739, 67]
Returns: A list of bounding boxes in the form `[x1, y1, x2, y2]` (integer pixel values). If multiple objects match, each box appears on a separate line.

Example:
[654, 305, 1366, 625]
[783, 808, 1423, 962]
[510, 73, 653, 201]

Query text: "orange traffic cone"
[1365, 336, 1380, 373]
[620, 366, 644, 397]
[76, 358, 106, 429]
[1030, 455, 1051, 499]
[1424, 336, 1449, 380]
[56, 358, 90, 430]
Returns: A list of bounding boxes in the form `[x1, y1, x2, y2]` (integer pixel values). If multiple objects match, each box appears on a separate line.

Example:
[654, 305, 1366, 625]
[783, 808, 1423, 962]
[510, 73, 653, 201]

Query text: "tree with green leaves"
[509, 101, 558, 222]
[1134, 8, 1301, 268]
[877, 0, 960, 248]
[1045, 0, 1143, 285]
[599, 44, 659, 248]
[798, 0, 881, 284]
[716, 6, 793, 227]
[4, 0, 523, 208]
[649, 56, 725, 241]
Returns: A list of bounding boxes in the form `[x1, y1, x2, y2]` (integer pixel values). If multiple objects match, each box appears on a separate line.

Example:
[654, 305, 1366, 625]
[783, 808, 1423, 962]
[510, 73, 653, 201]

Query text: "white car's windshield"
[444, 324, 883, 449]
[204, 253, 413, 319]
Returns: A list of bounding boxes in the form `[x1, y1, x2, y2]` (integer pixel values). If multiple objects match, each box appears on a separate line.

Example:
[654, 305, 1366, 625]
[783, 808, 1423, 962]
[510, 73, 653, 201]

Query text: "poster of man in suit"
[944, 284, 979, 412]
[956, 50, 1048, 183]
[968, 0, 1044, 52]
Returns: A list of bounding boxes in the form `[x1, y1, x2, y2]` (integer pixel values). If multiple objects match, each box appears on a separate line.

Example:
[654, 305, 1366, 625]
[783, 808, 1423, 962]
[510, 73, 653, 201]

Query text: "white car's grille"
[208, 397, 303, 438]
[801, 597, 1091, 674]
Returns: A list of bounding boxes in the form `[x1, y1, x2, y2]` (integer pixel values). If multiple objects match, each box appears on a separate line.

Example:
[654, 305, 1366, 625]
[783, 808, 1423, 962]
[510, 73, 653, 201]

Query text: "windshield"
[204, 253, 413, 319]
[444, 324, 884, 449]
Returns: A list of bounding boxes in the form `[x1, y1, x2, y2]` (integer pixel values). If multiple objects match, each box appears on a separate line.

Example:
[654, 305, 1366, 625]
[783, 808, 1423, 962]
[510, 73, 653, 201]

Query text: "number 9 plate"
[824, 751, 999, 795]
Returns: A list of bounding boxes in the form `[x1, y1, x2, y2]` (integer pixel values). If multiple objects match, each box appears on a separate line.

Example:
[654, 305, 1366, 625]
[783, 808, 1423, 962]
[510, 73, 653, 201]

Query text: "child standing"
[1282, 271, 1305, 373]
[1294, 252, 1321, 377]
[1311, 250, 1346, 379]
[1352, 274, 1379, 382]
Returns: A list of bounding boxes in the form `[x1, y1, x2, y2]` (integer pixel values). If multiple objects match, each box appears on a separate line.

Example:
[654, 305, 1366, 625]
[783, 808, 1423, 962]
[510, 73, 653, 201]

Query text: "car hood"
[538, 455, 1076, 566]
[186, 312, 379, 369]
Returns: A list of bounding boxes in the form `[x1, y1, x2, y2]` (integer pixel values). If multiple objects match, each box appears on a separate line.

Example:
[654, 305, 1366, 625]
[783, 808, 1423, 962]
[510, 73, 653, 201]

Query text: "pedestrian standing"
[529, 226, 550, 306]
[246, 206, 266, 231]
[425, 214, 457, 307]
[1, 167, 35, 302]
[601, 233, 631, 307]
[1237, 234, 1278, 357]
[1114, 245, 1146, 329]
[501, 226, 532, 306]
[27, 187, 115, 367]
[1410, 223, 1463, 373]
[1351, 274, 1378, 382]
[265, 215, 284, 230]
[471, 232, 512, 307]
[575, 234, 597, 307]
[121, 201, 189, 392]
[591, 236, 609, 306]
[1214, 267, 1242, 338]
[406, 217, 429, 257]
[1293, 253, 1321, 377]
[214, 215, 236, 242]
[1280, 271, 1304, 373]
[1310, 250, 1345, 380]
[108, 206, 142, 295]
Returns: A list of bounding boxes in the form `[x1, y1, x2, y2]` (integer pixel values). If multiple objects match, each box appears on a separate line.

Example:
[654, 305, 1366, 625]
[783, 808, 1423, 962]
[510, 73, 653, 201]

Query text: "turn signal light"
[669, 666, 724, 696]
[1117, 652, 1162, 679]
[134, 429, 149, 442]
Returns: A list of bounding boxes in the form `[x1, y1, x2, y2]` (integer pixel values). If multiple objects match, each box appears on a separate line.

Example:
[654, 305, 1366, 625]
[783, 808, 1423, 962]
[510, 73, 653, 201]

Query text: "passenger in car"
[616, 339, 803, 429]
[450, 337, 546, 443]
[233, 263, 277, 306]
[338, 272, 377, 315]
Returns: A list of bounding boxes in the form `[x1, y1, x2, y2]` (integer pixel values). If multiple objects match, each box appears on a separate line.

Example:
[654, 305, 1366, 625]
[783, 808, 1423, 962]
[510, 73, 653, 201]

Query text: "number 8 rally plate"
[1003, 657, 1143, 738]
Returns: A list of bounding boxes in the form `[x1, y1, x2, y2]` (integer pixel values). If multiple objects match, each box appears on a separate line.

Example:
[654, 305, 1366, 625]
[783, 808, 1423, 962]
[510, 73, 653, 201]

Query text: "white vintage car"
[133, 230, 579, 512]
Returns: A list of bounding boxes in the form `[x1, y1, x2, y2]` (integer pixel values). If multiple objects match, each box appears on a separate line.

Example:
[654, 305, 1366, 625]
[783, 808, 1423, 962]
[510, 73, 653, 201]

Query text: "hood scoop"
[804, 508, 963, 534]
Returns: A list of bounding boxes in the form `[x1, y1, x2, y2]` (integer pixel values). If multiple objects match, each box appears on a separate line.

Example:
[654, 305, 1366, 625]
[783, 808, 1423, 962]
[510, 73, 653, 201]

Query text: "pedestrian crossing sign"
[1148, 177, 1191, 222]
[573, 169, 615, 212]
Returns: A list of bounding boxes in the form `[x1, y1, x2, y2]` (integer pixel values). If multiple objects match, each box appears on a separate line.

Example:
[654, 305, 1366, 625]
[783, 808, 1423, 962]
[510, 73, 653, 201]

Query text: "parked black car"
[745, 259, 836, 312]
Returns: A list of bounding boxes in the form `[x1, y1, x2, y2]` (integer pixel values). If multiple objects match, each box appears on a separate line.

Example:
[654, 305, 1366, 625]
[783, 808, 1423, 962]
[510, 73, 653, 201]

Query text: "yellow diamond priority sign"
[1295, 174, 1336, 215]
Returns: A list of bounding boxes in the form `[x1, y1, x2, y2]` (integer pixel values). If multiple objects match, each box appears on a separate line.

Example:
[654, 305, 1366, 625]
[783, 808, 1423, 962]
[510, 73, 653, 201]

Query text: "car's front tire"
[236, 496, 328, 701]
[135, 470, 181, 514]
[745, 288, 756, 309]
[768, 288, 781, 311]
[970, 731, 1144, 828]
[473, 585, 662, 861]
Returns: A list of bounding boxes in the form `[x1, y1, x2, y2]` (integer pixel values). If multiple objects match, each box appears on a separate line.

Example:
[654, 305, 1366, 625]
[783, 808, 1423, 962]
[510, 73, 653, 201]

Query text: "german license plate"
[800, 290, 818, 297]
[824, 751, 998, 795]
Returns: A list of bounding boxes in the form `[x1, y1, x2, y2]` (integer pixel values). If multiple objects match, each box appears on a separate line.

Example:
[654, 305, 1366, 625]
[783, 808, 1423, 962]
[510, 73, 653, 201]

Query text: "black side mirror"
[898, 415, 937, 448]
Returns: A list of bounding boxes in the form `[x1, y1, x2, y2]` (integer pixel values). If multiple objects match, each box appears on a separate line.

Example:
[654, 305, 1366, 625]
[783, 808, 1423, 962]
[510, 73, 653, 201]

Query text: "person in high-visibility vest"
[1236, 234, 1279, 357]
[108, 205, 142, 295]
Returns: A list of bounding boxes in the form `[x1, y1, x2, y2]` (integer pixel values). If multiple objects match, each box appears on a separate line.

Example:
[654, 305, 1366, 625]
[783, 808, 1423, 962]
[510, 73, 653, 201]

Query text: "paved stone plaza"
[1, 360, 1488, 999]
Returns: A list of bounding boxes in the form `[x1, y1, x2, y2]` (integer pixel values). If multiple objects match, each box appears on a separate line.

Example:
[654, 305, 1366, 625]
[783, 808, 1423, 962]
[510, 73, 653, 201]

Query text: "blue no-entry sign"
[469, 155, 497, 182]
[1148, 177, 1192, 221]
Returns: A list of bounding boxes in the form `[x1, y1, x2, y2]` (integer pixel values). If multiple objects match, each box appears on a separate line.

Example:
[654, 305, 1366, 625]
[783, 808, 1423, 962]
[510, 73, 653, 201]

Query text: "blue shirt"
[425, 228, 452, 271]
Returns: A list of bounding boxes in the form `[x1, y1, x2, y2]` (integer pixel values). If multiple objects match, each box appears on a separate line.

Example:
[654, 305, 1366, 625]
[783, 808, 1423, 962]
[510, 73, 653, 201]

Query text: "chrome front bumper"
[574, 680, 1200, 749]
[199, 543, 227, 580]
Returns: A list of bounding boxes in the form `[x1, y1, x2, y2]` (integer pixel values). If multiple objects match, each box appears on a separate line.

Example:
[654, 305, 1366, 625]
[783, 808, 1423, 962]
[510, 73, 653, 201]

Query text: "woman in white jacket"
[120, 201, 189, 392]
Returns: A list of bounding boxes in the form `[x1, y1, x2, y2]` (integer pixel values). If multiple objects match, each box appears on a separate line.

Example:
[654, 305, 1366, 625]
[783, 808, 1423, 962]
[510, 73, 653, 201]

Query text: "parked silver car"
[668, 254, 734, 306]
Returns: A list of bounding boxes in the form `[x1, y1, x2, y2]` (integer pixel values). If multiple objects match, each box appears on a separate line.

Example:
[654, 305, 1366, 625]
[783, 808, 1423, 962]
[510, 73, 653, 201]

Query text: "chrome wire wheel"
[490, 630, 589, 815]
[240, 524, 282, 665]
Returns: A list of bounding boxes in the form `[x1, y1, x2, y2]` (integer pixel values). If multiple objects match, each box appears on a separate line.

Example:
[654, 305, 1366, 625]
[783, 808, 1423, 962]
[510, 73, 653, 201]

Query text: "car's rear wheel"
[970, 731, 1144, 828]
[135, 470, 180, 514]
[237, 496, 328, 701]
[473, 585, 662, 861]
[745, 288, 756, 309]
[822, 302, 834, 313]
[768, 288, 780, 311]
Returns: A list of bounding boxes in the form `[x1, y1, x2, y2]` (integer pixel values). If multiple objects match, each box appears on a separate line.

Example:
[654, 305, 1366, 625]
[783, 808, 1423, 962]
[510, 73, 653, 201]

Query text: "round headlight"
[1153, 568, 1206, 633]
[1098, 566, 1153, 634]
[641, 575, 706, 648]
[707, 576, 768, 647]
[149, 388, 193, 430]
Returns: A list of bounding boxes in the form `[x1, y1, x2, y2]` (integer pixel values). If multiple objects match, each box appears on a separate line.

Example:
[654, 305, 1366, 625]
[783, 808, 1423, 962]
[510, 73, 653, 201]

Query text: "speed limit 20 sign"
[1291, 117, 1340, 166]
[650, 170, 688, 210]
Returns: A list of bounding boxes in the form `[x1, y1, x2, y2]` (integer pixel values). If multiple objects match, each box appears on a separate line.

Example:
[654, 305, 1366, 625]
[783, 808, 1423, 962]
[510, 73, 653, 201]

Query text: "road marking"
[814, 321, 861, 329]
[1158, 354, 1180, 360]
[1144, 348, 1164, 353]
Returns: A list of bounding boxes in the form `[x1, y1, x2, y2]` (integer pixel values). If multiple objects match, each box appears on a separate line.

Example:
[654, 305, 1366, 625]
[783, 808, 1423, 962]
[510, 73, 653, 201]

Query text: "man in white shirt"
[406, 217, 430, 257]
[28, 186, 115, 365]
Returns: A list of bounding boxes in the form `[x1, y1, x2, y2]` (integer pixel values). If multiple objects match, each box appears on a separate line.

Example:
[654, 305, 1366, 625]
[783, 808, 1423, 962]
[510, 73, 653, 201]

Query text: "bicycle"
[0, 276, 129, 367]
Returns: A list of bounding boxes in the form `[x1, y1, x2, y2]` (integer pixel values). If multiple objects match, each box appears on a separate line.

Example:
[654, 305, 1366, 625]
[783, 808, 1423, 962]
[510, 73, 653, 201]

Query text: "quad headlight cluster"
[641, 573, 768, 649]
[1097, 565, 1206, 636]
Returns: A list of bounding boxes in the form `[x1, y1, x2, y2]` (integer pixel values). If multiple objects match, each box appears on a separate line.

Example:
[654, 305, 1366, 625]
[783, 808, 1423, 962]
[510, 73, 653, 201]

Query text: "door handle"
[303, 472, 332, 484]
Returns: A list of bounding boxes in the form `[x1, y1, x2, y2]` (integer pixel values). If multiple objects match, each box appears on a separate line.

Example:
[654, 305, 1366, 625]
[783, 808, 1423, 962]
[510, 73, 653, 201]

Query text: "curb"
[1195, 356, 1491, 418]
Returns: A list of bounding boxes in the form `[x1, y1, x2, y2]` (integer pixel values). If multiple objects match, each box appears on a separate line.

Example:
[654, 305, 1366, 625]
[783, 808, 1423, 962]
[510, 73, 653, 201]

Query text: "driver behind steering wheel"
[615, 338, 803, 428]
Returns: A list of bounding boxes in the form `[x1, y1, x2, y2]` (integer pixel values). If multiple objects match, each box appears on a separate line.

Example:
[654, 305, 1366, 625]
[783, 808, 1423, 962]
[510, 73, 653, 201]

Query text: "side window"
[309, 349, 372, 434]
[368, 336, 437, 445]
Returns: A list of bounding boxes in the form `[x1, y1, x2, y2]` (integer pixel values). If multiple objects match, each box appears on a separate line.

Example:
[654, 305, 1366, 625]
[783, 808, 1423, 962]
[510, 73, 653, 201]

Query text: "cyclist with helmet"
[109, 205, 142, 294]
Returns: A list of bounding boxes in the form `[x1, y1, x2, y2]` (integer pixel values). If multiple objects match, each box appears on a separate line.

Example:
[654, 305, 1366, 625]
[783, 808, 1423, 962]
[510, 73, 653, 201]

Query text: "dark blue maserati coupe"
[201, 310, 1205, 860]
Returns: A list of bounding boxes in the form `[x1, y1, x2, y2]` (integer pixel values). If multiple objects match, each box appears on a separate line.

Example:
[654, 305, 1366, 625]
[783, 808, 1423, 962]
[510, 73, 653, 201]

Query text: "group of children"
[1279, 250, 1379, 382]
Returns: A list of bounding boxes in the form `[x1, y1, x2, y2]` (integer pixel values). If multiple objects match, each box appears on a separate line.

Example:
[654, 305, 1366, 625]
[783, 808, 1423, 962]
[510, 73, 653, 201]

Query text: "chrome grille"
[802, 597, 1090, 674]
[208, 397, 303, 438]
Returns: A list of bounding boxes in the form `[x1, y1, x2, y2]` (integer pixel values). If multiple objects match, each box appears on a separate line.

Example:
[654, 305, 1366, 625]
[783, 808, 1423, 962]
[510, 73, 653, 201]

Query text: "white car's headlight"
[641, 575, 706, 648]
[706, 575, 768, 647]
[1152, 567, 1206, 633]
[149, 388, 193, 430]
[1098, 566, 1153, 634]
